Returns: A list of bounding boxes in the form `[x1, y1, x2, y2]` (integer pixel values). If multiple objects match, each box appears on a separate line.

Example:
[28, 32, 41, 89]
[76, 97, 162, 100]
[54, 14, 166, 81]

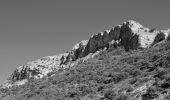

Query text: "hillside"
[1, 20, 170, 100]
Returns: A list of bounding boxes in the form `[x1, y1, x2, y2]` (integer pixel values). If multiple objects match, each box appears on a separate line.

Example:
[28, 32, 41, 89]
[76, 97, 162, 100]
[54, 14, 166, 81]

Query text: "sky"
[0, 0, 170, 84]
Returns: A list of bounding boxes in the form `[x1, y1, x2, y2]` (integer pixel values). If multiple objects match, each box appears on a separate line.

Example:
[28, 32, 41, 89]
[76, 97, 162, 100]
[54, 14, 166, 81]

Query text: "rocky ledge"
[3, 20, 170, 88]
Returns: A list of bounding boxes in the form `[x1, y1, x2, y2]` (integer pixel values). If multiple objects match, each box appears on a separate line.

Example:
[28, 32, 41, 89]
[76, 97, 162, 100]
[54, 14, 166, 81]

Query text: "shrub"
[103, 89, 116, 100]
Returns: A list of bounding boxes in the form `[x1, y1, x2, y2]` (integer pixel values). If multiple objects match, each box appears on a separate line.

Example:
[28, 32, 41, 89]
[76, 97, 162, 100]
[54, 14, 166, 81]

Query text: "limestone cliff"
[4, 20, 170, 87]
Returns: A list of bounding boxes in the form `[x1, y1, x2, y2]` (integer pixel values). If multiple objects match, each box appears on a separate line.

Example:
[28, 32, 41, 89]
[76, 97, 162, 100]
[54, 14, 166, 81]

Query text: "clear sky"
[0, 0, 170, 84]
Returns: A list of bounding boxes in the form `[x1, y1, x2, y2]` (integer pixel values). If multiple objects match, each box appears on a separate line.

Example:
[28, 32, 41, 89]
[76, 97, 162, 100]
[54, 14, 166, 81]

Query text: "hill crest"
[2, 20, 170, 88]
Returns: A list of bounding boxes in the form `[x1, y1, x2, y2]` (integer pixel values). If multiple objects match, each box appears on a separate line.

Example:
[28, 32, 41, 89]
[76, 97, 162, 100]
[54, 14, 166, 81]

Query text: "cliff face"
[5, 20, 170, 87]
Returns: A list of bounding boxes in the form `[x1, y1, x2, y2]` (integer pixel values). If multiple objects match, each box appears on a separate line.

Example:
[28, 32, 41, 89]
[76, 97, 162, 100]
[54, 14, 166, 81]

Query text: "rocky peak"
[3, 20, 170, 88]
[72, 40, 88, 50]
[124, 20, 144, 31]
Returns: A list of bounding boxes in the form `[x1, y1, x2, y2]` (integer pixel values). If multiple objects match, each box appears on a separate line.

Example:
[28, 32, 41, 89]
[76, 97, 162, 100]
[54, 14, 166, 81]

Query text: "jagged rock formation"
[4, 20, 170, 87]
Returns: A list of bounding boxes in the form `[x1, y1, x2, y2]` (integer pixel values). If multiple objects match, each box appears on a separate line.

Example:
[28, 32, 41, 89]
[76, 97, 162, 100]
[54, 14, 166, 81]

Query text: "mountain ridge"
[2, 20, 170, 88]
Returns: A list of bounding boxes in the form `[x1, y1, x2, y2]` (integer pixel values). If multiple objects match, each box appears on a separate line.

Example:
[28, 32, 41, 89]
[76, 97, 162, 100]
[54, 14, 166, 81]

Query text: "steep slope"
[1, 39, 170, 100]
[2, 20, 170, 88]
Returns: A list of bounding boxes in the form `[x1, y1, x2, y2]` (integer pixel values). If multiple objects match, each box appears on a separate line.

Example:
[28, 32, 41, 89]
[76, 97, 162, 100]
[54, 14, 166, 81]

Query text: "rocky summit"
[3, 20, 170, 88]
[1, 20, 170, 100]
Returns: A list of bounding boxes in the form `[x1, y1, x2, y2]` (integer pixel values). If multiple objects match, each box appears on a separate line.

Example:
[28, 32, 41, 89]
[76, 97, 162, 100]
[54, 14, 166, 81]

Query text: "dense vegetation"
[1, 40, 170, 100]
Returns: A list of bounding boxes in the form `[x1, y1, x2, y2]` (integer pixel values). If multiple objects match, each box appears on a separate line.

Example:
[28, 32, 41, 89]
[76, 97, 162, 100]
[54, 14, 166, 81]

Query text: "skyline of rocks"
[2, 20, 170, 88]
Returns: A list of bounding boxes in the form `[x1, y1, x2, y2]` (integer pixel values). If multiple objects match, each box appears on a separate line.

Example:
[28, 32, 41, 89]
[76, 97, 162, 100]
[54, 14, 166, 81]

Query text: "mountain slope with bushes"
[1, 20, 170, 100]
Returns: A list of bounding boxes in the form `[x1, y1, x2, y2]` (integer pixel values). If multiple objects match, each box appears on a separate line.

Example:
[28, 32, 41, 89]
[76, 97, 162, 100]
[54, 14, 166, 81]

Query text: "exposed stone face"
[161, 29, 170, 40]
[70, 40, 88, 60]
[120, 20, 161, 50]
[78, 26, 122, 58]
[153, 32, 166, 44]
[5, 20, 170, 87]
[110, 25, 122, 40]
[8, 53, 71, 82]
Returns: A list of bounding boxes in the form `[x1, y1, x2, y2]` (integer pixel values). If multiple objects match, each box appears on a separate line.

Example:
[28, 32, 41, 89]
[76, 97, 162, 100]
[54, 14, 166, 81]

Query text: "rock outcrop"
[5, 20, 170, 87]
